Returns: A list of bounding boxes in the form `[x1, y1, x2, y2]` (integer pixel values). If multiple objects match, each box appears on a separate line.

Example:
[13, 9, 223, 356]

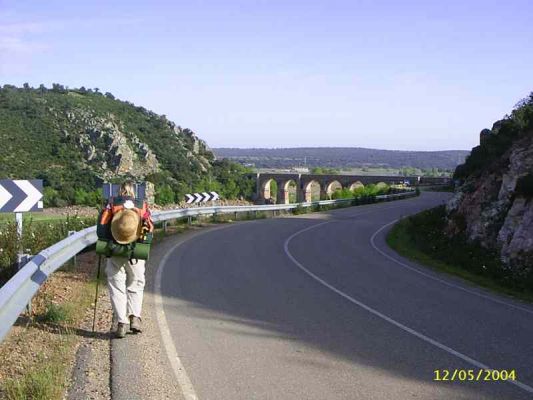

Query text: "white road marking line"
[370, 220, 533, 316]
[156, 239, 200, 400]
[154, 224, 249, 400]
[284, 221, 533, 396]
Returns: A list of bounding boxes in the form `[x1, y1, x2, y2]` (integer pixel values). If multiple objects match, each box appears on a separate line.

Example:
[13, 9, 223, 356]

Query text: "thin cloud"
[0, 36, 48, 53]
[0, 21, 50, 35]
[0, 16, 141, 74]
[0, 17, 141, 35]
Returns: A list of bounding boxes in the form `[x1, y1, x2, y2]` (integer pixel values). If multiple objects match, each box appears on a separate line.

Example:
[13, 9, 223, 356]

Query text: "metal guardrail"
[0, 190, 416, 342]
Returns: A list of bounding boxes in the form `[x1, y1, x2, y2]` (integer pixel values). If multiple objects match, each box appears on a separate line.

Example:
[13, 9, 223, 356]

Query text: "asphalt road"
[154, 193, 533, 400]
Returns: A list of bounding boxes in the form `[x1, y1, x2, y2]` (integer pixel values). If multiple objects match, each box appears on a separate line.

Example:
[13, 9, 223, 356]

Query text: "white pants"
[106, 257, 146, 324]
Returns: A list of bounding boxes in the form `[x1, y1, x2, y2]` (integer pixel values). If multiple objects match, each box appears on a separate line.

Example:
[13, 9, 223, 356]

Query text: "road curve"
[155, 193, 533, 400]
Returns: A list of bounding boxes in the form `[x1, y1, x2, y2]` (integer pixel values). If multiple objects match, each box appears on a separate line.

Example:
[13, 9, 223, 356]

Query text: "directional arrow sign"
[0, 184, 12, 210]
[0, 180, 43, 213]
[210, 191, 220, 201]
[185, 192, 220, 204]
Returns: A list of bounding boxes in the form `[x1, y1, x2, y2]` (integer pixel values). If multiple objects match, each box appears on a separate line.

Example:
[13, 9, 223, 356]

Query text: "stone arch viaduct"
[254, 173, 450, 204]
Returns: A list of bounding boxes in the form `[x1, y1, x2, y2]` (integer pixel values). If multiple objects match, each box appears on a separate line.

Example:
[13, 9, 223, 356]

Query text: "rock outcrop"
[447, 96, 533, 276]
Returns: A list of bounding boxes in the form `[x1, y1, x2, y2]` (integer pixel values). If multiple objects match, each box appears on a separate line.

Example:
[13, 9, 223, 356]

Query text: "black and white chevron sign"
[0, 180, 44, 213]
[185, 191, 220, 204]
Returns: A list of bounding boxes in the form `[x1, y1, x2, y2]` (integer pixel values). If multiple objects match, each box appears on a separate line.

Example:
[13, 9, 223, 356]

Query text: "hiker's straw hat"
[111, 209, 141, 244]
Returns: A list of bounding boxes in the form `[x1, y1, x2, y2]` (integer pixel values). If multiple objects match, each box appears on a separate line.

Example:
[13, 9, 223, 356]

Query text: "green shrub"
[0, 215, 95, 283]
[43, 187, 60, 207]
[388, 205, 533, 299]
[155, 184, 175, 205]
[454, 93, 533, 181]
[73, 189, 88, 205]
[39, 302, 71, 323]
[4, 364, 64, 400]
[293, 204, 308, 215]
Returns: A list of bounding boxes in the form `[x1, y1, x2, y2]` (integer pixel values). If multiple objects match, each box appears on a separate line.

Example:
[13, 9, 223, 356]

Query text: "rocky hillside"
[448, 93, 533, 275]
[0, 84, 253, 205]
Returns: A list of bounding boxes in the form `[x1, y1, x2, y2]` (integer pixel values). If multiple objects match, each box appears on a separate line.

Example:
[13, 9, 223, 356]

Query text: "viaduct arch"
[254, 173, 450, 204]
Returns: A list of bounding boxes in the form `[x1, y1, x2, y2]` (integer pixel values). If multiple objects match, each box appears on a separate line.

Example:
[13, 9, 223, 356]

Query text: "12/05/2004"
[434, 369, 517, 382]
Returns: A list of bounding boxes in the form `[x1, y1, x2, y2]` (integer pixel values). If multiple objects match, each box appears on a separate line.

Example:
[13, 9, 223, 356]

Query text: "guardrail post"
[68, 231, 77, 269]
[188, 216, 192, 225]
[163, 221, 168, 235]
[234, 212, 238, 221]
[17, 253, 33, 314]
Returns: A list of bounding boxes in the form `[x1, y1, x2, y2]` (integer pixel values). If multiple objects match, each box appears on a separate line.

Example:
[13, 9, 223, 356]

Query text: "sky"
[0, 0, 532, 151]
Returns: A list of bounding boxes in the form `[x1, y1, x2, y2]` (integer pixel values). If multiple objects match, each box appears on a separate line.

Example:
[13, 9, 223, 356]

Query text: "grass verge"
[387, 206, 533, 303]
[3, 338, 73, 399]
[0, 252, 101, 400]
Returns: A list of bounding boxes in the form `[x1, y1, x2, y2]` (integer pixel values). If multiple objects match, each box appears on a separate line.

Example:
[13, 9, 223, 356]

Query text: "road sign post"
[15, 212, 23, 253]
[1, 179, 44, 314]
[15, 212, 24, 301]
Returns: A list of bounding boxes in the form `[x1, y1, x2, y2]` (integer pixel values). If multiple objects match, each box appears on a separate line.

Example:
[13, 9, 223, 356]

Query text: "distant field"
[255, 166, 448, 177]
[256, 167, 406, 176]
[213, 147, 469, 171]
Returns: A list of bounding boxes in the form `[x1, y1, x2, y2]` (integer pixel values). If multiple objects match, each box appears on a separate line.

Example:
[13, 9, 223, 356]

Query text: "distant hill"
[0, 84, 253, 205]
[213, 147, 469, 171]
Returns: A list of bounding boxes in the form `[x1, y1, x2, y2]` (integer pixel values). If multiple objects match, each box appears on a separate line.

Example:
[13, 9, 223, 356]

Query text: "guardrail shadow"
[14, 315, 111, 340]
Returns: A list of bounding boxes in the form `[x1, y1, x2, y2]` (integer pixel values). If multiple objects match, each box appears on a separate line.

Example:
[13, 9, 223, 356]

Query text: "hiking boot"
[130, 316, 142, 333]
[116, 323, 127, 338]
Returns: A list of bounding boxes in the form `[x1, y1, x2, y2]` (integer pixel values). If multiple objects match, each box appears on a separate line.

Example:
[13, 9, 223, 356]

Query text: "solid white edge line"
[370, 220, 533, 316]
[155, 239, 199, 400]
[284, 221, 533, 395]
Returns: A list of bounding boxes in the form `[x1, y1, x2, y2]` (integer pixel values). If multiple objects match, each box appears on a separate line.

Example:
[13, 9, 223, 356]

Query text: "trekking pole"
[92, 255, 103, 332]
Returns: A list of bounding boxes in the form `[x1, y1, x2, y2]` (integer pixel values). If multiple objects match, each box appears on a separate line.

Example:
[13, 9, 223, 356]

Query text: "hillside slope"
[448, 93, 533, 275]
[0, 85, 238, 205]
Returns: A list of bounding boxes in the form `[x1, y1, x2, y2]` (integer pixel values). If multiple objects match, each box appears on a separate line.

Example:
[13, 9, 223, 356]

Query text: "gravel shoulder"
[109, 226, 222, 400]
[67, 278, 112, 400]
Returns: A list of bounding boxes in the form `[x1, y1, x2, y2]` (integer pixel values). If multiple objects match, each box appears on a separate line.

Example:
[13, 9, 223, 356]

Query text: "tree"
[155, 184, 175, 205]
[51, 83, 66, 93]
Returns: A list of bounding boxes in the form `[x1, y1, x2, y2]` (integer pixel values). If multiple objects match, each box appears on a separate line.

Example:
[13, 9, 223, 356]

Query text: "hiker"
[96, 181, 154, 338]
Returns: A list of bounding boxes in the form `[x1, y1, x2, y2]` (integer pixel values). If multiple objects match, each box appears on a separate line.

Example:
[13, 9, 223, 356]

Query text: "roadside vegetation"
[0, 215, 95, 285]
[454, 93, 533, 182]
[387, 206, 533, 302]
[331, 182, 396, 200]
[0, 252, 104, 400]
